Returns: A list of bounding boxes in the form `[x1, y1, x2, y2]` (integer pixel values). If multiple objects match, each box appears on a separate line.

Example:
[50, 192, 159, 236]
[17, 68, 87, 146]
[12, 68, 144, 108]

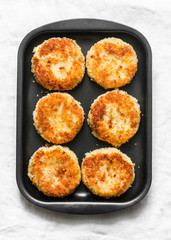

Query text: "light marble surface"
[0, 0, 171, 239]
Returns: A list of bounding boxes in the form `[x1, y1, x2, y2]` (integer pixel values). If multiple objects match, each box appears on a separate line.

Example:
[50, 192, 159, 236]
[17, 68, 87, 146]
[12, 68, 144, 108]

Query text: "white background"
[0, 0, 171, 239]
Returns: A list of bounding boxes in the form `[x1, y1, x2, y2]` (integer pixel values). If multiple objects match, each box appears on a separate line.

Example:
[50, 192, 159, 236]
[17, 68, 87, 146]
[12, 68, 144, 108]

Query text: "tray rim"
[16, 18, 152, 215]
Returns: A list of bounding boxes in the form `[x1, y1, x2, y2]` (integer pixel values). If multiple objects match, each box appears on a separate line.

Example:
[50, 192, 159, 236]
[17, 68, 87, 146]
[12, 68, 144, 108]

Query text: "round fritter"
[31, 37, 85, 91]
[86, 37, 138, 89]
[82, 148, 135, 198]
[28, 145, 81, 197]
[88, 90, 140, 147]
[33, 92, 84, 144]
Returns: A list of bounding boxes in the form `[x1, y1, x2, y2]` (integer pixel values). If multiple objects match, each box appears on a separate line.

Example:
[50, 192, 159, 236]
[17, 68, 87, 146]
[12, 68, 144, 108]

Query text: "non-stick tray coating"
[17, 19, 152, 214]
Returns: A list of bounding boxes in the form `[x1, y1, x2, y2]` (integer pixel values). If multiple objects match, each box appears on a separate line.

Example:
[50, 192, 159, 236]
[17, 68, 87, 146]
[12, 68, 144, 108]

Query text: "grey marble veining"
[0, 0, 171, 239]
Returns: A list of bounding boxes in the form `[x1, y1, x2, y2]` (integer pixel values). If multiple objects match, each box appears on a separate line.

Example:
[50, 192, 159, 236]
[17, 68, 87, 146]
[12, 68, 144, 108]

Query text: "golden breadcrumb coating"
[86, 37, 138, 89]
[82, 148, 135, 198]
[33, 92, 84, 144]
[32, 37, 85, 90]
[88, 90, 140, 147]
[28, 145, 81, 197]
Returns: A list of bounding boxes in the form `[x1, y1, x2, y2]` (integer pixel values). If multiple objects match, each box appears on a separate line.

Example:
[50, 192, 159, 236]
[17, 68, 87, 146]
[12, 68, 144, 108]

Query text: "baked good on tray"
[82, 148, 135, 198]
[28, 145, 81, 197]
[33, 92, 84, 144]
[86, 37, 138, 89]
[31, 37, 85, 90]
[29, 36, 140, 200]
[88, 89, 140, 147]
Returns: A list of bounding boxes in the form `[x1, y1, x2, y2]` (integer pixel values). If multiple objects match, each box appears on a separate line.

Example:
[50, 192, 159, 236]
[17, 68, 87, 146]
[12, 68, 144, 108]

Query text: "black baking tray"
[17, 18, 152, 214]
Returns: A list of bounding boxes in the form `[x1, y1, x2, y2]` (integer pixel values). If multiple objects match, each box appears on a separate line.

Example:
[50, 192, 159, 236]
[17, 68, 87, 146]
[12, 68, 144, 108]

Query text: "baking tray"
[17, 18, 152, 214]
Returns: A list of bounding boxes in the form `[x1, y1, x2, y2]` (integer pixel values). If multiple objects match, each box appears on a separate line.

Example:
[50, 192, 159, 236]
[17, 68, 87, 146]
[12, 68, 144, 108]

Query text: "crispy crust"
[33, 92, 84, 144]
[88, 90, 140, 147]
[86, 37, 138, 89]
[31, 37, 85, 91]
[28, 145, 81, 197]
[82, 148, 135, 198]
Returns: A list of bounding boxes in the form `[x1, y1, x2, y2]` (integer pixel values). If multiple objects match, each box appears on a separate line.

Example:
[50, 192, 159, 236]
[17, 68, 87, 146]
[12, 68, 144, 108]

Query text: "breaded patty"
[82, 148, 135, 198]
[33, 92, 84, 144]
[86, 37, 138, 89]
[31, 37, 85, 91]
[88, 90, 140, 147]
[28, 145, 81, 197]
